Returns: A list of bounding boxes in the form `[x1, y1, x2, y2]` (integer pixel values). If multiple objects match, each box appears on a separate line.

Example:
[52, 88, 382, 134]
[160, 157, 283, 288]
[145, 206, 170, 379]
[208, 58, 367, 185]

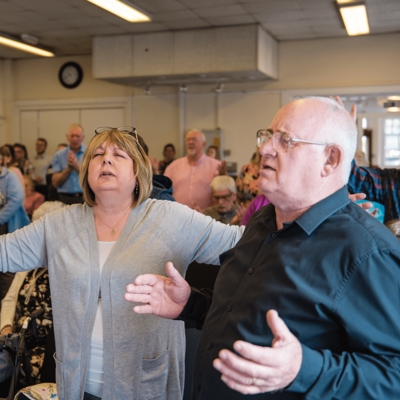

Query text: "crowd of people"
[0, 97, 400, 400]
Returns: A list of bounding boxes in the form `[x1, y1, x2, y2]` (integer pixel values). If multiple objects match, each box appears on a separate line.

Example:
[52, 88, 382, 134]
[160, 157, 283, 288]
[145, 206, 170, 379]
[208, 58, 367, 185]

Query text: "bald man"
[164, 130, 221, 210]
[128, 97, 400, 400]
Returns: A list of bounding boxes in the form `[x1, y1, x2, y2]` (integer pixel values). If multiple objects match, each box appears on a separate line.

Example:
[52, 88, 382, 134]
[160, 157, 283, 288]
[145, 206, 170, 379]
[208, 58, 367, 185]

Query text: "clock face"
[58, 62, 83, 89]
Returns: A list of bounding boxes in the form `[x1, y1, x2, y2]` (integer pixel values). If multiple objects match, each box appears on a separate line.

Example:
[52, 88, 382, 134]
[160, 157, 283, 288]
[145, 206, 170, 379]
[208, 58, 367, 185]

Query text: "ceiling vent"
[92, 24, 278, 87]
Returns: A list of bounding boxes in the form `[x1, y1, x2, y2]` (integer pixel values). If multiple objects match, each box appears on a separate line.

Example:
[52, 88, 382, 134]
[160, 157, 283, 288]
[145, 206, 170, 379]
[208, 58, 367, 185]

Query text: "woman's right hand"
[125, 262, 190, 319]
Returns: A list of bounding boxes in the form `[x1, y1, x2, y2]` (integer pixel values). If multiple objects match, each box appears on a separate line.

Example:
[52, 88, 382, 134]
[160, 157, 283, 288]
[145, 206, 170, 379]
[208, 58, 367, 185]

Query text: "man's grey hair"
[186, 129, 206, 142]
[301, 96, 357, 184]
[210, 175, 236, 194]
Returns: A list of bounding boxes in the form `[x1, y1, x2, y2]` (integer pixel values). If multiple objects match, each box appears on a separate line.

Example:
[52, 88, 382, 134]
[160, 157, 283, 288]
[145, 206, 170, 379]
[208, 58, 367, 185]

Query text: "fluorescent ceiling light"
[387, 96, 400, 101]
[87, 0, 151, 22]
[338, 2, 370, 36]
[0, 34, 55, 57]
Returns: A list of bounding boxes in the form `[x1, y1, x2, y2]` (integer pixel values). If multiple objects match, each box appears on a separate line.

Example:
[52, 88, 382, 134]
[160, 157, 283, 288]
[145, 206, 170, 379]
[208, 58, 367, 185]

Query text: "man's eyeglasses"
[95, 126, 138, 142]
[212, 193, 234, 201]
[256, 129, 331, 153]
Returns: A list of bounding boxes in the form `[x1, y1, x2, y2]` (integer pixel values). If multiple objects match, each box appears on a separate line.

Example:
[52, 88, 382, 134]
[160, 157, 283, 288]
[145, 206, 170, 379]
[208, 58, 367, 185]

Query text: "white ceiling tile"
[0, 0, 399, 59]
[303, 8, 338, 19]
[206, 15, 256, 26]
[243, 1, 299, 14]
[133, 0, 186, 13]
[370, 9, 400, 22]
[254, 10, 305, 23]
[153, 10, 199, 22]
[0, 0, 24, 13]
[179, 0, 237, 7]
[193, 5, 247, 18]
[161, 18, 211, 30]
[296, 0, 336, 9]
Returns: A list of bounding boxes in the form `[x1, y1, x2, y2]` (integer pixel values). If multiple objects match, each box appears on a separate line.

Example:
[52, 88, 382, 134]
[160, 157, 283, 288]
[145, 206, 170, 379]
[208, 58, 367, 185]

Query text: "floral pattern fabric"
[235, 162, 262, 204]
[14, 268, 52, 383]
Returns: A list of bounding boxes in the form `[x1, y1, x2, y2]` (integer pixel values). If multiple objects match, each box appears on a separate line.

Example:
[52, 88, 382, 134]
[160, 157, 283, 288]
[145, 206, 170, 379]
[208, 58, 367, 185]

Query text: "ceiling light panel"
[0, 35, 55, 57]
[338, 2, 370, 36]
[87, 0, 151, 23]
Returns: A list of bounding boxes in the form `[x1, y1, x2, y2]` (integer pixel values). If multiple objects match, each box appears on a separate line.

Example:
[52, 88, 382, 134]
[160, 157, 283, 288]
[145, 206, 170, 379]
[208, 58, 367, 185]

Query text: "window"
[383, 118, 400, 166]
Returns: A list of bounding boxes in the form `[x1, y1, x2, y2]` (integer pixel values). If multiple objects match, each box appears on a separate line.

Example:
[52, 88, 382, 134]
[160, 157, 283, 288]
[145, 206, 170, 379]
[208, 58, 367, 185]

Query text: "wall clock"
[58, 62, 83, 89]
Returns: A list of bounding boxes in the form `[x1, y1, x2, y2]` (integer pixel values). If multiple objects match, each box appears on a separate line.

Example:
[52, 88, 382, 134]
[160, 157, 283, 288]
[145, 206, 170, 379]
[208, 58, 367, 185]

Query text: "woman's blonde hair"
[79, 129, 153, 208]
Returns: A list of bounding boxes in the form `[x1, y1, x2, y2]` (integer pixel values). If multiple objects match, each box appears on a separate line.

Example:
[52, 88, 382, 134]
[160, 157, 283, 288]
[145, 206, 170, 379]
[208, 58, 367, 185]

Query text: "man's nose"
[259, 137, 275, 157]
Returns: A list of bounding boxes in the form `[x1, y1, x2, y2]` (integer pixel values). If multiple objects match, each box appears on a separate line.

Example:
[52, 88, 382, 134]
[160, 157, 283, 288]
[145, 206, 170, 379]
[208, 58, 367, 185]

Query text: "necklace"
[94, 205, 131, 235]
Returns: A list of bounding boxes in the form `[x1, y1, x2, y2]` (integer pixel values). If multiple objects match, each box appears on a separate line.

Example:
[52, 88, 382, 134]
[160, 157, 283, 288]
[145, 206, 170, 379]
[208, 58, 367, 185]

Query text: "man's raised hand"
[124, 262, 190, 319]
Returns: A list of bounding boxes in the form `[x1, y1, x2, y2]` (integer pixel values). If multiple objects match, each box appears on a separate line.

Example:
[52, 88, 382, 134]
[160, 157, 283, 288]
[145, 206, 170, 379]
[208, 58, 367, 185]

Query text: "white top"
[84, 241, 116, 397]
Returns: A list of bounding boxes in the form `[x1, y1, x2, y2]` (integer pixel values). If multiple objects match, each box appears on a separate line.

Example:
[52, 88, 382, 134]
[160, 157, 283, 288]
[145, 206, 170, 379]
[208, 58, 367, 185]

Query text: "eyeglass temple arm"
[290, 138, 330, 146]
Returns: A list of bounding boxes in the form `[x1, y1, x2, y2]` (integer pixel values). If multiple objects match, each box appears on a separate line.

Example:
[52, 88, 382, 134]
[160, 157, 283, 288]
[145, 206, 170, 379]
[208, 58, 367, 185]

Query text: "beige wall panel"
[133, 95, 180, 160]
[218, 92, 281, 171]
[21, 109, 80, 160]
[19, 110, 39, 159]
[81, 108, 126, 142]
[14, 55, 130, 101]
[267, 33, 400, 90]
[19, 107, 126, 161]
[185, 94, 216, 134]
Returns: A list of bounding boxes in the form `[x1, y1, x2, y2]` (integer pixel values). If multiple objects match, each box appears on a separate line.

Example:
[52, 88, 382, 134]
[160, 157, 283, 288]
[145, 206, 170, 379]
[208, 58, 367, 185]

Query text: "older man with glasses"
[202, 176, 241, 225]
[127, 96, 400, 400]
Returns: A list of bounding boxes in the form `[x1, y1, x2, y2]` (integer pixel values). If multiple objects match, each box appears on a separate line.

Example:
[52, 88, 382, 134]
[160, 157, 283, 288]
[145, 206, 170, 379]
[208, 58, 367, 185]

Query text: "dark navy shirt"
[182, 186, 400, 399]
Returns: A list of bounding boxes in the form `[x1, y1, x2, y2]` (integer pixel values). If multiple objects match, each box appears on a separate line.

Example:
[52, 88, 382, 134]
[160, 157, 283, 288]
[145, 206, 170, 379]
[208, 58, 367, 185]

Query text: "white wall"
[1, 33, 400, 172]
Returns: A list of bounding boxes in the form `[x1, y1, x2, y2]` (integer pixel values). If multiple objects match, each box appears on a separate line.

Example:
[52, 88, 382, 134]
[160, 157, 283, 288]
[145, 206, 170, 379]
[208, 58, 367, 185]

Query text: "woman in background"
[0, 145, 25, 190]
[0, 203, 65, 385]
[23, 175, 45, 219]
[0, 151, 30, 308]
[235, 149, 262, 205]
[13, 143, 35, 180]
[158, 143, 176, 175]
[206, 145, 220, 160]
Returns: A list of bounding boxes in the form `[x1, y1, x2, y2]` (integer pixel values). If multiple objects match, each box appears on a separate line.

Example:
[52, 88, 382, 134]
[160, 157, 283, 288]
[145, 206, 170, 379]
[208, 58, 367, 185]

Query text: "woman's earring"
[135, 184, 139, 196]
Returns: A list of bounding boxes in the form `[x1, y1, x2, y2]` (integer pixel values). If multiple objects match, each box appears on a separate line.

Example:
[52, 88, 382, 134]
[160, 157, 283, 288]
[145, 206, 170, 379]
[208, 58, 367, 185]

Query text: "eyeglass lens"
[257, 130, 288, 153]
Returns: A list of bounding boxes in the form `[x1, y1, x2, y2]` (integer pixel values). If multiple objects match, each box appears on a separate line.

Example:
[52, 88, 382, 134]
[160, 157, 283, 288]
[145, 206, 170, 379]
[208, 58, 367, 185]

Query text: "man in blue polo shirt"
[52, 123, 86, 205]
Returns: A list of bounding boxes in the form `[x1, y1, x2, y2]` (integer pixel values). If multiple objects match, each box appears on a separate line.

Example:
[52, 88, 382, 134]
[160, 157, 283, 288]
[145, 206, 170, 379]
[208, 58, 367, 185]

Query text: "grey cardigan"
[0, 199, 244, 399]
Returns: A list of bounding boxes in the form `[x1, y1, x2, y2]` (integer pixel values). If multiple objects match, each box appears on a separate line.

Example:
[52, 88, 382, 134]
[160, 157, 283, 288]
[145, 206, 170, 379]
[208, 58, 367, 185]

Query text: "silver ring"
[252, 377, 257, 386]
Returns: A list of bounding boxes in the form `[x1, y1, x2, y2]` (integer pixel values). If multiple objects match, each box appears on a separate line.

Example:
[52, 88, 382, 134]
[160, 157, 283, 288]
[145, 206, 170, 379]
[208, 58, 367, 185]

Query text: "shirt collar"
[68, 144, 85, 154]
[295, 186, 350, 235]
[255, 186, 350, 235]
[186, 153, 205, 164]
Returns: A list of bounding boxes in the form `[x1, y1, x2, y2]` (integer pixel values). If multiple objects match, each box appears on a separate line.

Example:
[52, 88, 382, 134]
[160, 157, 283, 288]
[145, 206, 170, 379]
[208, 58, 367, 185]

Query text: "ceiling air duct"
[92, 24, 278, 86]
